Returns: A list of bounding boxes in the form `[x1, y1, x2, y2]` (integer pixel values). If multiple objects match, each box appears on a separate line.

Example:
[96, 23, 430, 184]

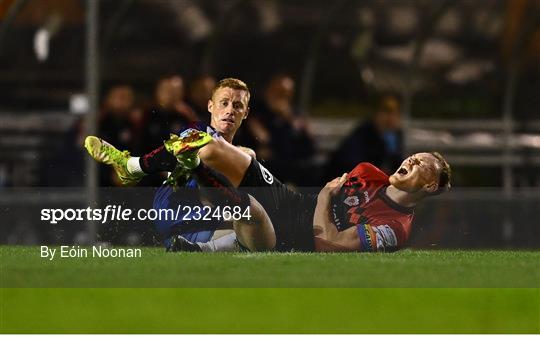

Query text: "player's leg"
[134, 135, 254, 186]
[169, 231, 240, 252]
[197, 137, 252, 187]
[84, 129, 212, 185]
[167, 133, 253, 186]
[232, 194, 275, 251]
[190, 162, 276, 251]
[85, 127, 258, 187]
[139, 145, 177, 174]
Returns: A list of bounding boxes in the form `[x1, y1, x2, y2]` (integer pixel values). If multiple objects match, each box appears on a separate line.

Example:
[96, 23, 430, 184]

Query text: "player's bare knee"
[239, 146, 256, 159]
[200, 137, 230, 161]
[250, 197, 276, 249]
[244, 195, 266, 224]
[233, 195, 276, 251]
[199, 140, 216, 162]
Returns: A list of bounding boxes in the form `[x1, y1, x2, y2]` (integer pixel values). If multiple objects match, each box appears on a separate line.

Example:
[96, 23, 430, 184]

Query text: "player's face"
[208, 87, 249, 136]
[389, 152, 441, 194]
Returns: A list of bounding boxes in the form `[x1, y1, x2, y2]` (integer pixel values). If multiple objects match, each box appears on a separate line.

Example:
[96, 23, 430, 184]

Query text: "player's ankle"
[126, 157, 145, 175]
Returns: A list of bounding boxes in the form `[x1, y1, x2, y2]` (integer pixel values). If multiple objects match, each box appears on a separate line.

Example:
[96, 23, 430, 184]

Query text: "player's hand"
[319, 173, 348, 201]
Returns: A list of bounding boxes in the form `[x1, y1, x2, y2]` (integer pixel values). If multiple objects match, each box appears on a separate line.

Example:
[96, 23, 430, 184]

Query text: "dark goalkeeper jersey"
[331, 162, 415, 252]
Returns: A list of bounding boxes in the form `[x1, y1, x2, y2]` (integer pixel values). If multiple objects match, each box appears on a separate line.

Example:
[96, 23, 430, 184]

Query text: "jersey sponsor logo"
[344, 196, 359, 207]
[373, 225, 397, 251]
[343, 192, 369, 207]
[259, 163, 274, 185]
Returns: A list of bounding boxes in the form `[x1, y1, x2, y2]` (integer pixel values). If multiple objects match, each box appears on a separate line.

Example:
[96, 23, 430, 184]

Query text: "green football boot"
[84, 136, 144, 186]
[163, 129, 212, 169]
[164, 165, 190, 189]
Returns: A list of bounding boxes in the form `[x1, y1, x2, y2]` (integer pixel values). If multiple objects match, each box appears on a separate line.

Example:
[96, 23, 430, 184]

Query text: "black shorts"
[239, 158, 317, 252]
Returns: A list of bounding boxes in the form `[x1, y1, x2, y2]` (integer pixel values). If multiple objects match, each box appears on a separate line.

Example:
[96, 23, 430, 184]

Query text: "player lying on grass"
[85, 125, 451, 252]
[86, 78, 254, 250]
[171, 134, 451, 252]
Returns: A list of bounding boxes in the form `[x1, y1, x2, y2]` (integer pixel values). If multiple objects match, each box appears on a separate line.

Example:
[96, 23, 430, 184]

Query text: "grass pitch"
[1, 246, 539, 333]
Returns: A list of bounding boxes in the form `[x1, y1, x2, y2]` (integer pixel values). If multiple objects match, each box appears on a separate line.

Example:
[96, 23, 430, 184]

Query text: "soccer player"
[165, 133, 451, 252]
[85, 78, 255, 249]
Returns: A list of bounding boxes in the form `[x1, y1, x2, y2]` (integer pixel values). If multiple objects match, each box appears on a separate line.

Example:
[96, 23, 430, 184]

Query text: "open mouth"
[397, 167, 408, 175]
[221, 117, 235, 124]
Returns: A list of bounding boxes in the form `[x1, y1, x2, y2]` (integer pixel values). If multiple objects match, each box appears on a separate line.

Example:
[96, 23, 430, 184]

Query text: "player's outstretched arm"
[313, 174, 362, 252]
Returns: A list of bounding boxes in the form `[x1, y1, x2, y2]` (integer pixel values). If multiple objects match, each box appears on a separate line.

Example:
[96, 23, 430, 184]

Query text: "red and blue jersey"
[331, 162, 414, 252]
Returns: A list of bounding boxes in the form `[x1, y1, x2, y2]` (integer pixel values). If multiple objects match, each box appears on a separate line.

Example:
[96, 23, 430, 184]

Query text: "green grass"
[1, 246, 539, 333]
[2, 246, 538, 287]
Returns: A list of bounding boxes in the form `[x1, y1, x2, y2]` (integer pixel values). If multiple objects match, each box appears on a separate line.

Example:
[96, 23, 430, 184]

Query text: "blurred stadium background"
[1, 0, 539, 249]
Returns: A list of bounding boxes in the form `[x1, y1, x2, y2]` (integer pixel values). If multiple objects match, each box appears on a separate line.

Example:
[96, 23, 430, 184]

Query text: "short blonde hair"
[211, 78, 250, 103]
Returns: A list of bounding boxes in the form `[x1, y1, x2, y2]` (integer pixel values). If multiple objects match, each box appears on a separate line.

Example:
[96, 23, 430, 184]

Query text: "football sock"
[193, 162, 251, 209]
[126, 157, 145, 175]
[196, 233, 240, 252]
[139, 145, 178, 173]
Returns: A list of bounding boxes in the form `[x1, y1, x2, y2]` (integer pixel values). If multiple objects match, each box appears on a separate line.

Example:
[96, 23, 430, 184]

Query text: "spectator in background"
[99, 85, 137, 149]
[142, 75, 199, 153]
[99, 85, 140, 186]
[188, 75, 216, 122]
[325, 94, 403, 180]
[241, 74, 315, 184]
